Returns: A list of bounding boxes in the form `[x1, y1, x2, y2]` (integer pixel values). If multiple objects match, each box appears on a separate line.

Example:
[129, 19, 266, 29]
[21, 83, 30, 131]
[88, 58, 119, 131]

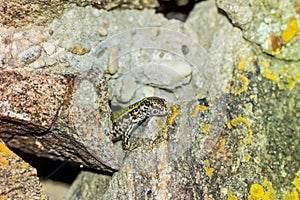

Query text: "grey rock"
[18, 45, 42, 64]
[135, 60, 193, 90]
[216, 0, 300, 61]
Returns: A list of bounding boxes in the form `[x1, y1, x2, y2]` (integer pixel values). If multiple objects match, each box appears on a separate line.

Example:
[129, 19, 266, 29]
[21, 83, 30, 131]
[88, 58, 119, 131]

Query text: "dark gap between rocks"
[156, 0, 202, 21]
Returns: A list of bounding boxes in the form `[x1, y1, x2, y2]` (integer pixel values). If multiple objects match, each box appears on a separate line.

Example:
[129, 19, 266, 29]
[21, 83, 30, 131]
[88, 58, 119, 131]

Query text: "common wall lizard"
[109, 96, 168, 150]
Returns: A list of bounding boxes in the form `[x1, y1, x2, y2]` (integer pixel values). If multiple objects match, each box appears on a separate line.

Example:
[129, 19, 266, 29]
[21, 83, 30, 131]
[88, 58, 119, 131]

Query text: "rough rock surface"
[0, 70, 68, 134]
[216, 0, 300, 61]
[0, 139, 48, 199]
[67, 1, 299, 199]
[0, 0, 299, 199]
[65, 171, 111, 200]
[0, 69, 119, 172]
[0, 0, 158, 27]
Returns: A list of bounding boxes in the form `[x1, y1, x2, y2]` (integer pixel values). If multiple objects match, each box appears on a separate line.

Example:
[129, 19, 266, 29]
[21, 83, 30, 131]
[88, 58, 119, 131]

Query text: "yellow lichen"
[228, 117, 253, 146]
[293, 170, 300, 191]
[236, 117, 251, 129]
[167, 105, 179, 128]
[204, 159, 214, 177]
[264, 68, 279, 83]
[248, 184, 264, 200]
[200, 123, 210, 133]
[238, 58, 247, 71]
[248, 178, 275, 200]
[0, 143, 15, 156]
[22, 162, 29, 168]
[282, 17, 299, 43]
[262, 177, 276, 200]
[231, 118, 238, 127]
[244, 152, 251, 163]
[244, 129, 253, 146]
[227, 122, 232, 129]
[191, 104, 207, 117]
[233, 73, 249, 95]
[283, 189, 299, 200]
[0, 157, 8, 165]
[204, 159, 209, 167]
[205, 167, 215, 177]
[262, 58, 270, 69]
[296, 73, 300, 84]
[279, 65, 289, 76]
[287, 75, 295, 90]
[227, 189, 238, 200]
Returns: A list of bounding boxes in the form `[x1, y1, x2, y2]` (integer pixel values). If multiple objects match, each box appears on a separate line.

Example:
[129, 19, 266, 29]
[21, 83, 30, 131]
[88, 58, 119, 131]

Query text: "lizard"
[108, 96, 168, 150]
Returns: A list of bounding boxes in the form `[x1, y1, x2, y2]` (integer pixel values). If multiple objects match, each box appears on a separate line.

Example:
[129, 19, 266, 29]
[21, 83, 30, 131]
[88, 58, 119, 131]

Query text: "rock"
[0, 139, 48, 199]
[43, 42, 56, 55]
[107, 45, 119, 75]
[96, 26, 108, 36]
[0, 54, 4, 67]
[0, 0, 158, 27]
[216, 0, 300, 61]
[91, 0, 158, 10]
[18, 45, 42, 64]
[0, 70, 68, 134]
[116, 74, 137, 103]
[135, 60, 193, 90]
[64, 42, 91, 55]
[65, 171, 111, 199]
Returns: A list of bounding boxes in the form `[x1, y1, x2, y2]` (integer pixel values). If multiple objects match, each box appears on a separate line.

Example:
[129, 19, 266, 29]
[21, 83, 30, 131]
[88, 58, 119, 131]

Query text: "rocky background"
[0, 0, 299, 199]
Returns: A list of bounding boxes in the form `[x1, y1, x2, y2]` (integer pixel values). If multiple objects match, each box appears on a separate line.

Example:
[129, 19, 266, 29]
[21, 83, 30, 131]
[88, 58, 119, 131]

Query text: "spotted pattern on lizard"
[109, 96, 168, 150]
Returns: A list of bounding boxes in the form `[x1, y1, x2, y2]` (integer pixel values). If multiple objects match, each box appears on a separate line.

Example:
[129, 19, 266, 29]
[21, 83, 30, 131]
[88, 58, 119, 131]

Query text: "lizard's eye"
[151, 109, 159, 115]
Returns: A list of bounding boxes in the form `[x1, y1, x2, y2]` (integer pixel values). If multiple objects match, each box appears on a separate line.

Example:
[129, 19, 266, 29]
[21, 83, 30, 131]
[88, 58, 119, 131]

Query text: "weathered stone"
[65, 171, 111, 199]
[18, 45, 42, 64]
[216, 0, 300, 61]
[0, 139, 48, 199]
[107, 45, 119, 75]
[116, 74, 137, 103]
[0, 70, 68, 134]
[62, 1, 299, 200]
[64, 42, 91, 55]
[43, 42, 56, 55]
[135, 60, 193, 90]
[0, 69, 122, 172]
[0, 0, 158, 27]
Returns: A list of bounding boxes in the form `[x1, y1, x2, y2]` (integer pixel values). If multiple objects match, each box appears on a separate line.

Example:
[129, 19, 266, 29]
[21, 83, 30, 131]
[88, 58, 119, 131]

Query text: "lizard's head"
[142, 97, 168, 117]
